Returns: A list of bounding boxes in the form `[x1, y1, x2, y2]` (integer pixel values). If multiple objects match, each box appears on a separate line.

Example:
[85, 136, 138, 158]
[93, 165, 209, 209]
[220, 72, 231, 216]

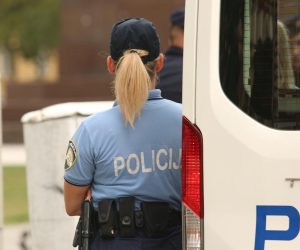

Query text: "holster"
[97, 199, 117, 239]
[72, 217, 82, 248]
[72, 200, 94, 250]
[81, 200, 94, 250]
[142, 201, 170, 238]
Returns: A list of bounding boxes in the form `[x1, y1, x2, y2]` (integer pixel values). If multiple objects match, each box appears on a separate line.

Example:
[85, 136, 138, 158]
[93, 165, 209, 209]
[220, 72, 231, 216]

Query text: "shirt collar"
[148, 89, 162, 99]
[113, 89, 162, 106]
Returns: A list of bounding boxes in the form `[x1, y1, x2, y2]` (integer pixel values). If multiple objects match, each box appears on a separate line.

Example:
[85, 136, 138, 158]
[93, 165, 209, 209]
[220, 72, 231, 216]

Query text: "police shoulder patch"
[64, 140, 78, 171]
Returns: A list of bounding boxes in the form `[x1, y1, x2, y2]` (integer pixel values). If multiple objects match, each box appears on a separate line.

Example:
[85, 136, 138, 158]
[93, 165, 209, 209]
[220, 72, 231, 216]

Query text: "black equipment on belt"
[118, 196, 135, 237]
[73, 200, 95, 250]
[97, 199, 117, 239]
[72, 197, 181, 248]
[96, 197, 181, 239]
[142, 201, 171, 238]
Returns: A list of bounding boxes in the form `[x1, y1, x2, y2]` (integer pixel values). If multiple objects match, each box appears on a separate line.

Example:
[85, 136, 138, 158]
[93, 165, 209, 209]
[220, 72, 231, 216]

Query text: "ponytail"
[114, 49, 157, 127]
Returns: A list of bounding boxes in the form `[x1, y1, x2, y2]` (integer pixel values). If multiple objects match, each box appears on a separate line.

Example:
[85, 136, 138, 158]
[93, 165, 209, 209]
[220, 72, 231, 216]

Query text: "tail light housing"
[182, 116, 204, 249]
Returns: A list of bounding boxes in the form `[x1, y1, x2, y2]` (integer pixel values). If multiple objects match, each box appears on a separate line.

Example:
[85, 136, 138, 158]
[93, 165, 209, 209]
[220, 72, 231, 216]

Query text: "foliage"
[3, 166, 29, 224]
[0, 0, 60, 59]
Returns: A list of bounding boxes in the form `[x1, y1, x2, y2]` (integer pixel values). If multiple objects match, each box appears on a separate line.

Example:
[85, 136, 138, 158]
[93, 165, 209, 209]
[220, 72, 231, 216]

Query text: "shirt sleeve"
[64, 122, 95, 186]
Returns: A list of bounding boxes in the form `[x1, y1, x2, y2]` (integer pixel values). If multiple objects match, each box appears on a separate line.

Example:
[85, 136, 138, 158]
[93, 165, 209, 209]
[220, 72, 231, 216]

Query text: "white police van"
[181, 0, 300, 249]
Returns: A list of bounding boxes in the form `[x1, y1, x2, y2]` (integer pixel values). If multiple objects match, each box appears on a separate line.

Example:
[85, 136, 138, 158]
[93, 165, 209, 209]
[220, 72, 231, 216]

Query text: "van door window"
[220, 0, 300, 130]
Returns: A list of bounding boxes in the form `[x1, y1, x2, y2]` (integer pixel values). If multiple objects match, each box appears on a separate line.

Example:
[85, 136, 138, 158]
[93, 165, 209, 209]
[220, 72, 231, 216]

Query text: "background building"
[1, 0, 184, 143]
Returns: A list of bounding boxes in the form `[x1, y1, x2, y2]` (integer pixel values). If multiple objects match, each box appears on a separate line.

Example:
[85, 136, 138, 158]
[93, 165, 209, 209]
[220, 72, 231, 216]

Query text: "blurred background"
[1, 0, 184, 143]
[0, 0, 185, 249]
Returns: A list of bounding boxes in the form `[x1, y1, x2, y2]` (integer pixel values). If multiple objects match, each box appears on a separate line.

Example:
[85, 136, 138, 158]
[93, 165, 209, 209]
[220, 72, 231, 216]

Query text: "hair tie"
[127, 49, 150, 64]
[129, 49, 138, 54]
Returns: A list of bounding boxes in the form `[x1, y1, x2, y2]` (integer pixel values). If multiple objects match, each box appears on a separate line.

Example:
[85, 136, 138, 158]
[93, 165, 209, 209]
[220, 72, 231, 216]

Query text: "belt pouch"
[142, 202, 170, 238]
[118, 197, 135, 237]
[135, 210, 144, 229]
[98, 199, 117, 239]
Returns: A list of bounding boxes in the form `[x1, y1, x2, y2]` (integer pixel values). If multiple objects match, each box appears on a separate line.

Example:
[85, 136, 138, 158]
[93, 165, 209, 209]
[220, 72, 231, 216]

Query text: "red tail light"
[182, 116, 204, 249]
[182, 116, 204, 218]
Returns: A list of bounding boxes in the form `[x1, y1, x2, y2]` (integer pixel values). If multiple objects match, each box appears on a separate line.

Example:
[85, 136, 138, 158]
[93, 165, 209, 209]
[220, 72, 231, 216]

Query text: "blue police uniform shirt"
[64, 89, 182, 211]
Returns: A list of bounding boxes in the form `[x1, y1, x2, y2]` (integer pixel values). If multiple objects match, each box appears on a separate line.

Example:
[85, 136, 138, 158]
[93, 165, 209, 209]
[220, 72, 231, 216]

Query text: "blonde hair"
[114, 49, 157, 127]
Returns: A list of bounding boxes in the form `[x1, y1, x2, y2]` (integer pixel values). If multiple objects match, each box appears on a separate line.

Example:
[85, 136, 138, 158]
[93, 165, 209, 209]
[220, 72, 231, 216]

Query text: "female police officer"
[63, 18, 182, 250]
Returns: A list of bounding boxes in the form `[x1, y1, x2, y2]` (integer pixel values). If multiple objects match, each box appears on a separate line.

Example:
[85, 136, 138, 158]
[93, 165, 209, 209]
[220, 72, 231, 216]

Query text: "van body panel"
[182, 0, 199, 123]
[182, 0, 300, 249]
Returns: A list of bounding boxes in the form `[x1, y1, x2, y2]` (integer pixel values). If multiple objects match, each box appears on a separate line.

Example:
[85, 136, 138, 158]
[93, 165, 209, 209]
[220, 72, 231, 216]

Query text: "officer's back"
[64, 18, 182, 250]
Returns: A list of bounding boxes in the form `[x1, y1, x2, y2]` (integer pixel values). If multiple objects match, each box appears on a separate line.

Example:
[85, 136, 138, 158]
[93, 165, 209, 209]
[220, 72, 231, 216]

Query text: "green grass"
[3, 166, 29, 225]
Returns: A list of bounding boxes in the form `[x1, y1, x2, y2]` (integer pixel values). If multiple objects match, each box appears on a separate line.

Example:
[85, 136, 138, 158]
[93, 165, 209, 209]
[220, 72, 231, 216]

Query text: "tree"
[0, 0, 59, 60]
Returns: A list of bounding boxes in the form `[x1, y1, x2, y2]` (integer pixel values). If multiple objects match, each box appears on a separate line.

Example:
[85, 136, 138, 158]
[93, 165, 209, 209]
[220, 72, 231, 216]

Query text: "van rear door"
[182, 0, 300, 249]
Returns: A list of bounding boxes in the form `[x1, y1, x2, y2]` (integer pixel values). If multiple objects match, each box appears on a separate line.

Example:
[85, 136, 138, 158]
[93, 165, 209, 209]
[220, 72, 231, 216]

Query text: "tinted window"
[220, 0, 300, 130]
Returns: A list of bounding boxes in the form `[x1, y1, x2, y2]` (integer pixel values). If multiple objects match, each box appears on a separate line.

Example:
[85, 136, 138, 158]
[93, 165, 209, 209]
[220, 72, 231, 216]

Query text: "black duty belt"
[94, 197, 181, 239]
